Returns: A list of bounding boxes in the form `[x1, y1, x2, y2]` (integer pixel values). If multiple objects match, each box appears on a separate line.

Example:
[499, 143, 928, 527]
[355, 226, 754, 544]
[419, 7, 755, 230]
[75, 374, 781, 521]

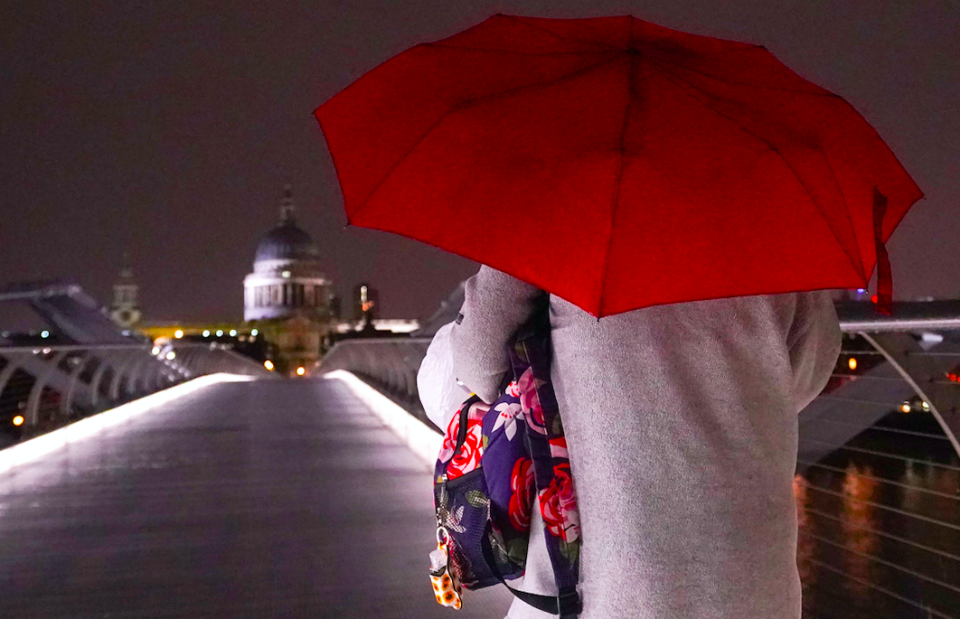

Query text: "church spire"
[279, 184, 296, 223]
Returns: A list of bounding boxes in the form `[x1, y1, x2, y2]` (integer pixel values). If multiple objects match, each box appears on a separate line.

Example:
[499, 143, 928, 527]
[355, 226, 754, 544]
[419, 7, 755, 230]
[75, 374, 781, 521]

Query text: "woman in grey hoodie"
[449, 265, 841, 619]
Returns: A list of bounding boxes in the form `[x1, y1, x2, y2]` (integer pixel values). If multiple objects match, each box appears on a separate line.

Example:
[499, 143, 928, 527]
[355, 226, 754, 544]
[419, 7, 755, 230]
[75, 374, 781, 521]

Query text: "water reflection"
[794, 474, 816, 586]
[796, 416, 960, 619]
[839, 463, 879, 600]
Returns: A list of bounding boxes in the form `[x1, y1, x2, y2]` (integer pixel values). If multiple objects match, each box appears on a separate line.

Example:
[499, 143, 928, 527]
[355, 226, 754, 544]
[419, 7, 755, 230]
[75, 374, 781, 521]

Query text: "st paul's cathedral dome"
[244, 186, 333, 324]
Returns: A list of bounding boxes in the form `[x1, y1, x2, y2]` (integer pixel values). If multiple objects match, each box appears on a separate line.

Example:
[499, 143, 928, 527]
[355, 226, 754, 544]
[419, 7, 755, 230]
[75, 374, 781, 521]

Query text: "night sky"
[2, 1, 957, 325]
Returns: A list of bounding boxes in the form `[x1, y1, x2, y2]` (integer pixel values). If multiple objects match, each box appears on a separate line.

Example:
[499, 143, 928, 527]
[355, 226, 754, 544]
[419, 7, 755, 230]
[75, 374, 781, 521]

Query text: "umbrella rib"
[648, 60, 867, 282]
[651, 54, 840, 98]
[502, 15, 620, 51]
[813, 148, 865, 276]
[648, 57, 865, 276]
[596, 30, 636, 318]
[349, 55, 625, 221]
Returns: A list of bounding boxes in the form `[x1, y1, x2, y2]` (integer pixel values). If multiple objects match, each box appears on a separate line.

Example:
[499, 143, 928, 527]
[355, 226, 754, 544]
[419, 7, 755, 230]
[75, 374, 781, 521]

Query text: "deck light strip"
[324, 370, 442, 470]
[0, 373, 255, 475]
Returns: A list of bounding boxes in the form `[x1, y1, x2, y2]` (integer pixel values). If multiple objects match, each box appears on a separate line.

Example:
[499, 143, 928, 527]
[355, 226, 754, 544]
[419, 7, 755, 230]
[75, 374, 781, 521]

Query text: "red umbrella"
[315, 14, 922, 317]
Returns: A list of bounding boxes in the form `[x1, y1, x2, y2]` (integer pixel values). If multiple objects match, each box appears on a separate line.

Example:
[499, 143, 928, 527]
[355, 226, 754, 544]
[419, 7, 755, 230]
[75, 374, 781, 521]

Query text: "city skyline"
[2, 1, 957, 323]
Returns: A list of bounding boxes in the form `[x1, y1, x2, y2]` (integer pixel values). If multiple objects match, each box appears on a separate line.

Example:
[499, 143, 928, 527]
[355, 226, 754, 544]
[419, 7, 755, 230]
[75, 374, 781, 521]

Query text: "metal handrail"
[0, 342, 270, 447]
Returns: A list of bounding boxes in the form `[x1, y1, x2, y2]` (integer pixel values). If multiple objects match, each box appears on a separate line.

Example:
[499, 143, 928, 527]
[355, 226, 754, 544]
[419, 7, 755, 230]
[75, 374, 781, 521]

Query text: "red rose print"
[508, 458, 534, 531]
[518, 368, 546, 434]
[538, 463, 580, 542]
[446, 417, 483, 479]
[437, 407, 462, 464]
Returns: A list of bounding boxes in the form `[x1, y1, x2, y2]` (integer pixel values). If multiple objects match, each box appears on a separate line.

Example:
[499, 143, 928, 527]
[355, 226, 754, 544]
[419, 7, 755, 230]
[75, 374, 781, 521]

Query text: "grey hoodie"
[450, 266, 841, 619]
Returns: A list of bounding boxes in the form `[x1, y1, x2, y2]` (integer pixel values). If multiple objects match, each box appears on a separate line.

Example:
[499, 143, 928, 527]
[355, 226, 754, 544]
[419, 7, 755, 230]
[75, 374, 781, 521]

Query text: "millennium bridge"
[1, 284, 958, 619]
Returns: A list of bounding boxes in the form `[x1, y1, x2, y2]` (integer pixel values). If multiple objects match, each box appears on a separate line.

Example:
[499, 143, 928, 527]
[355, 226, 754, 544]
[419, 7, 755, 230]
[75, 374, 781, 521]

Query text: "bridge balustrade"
[319, 337, 432, 425]
[0, 342, 269, 446]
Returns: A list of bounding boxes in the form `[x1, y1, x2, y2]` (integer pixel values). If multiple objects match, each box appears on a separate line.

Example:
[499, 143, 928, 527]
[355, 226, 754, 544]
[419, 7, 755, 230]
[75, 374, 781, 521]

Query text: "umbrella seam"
[648, 55, 866, 277]
[596, 25, 637, 318]
[648, 60, 867, 283]
[651, 54, 841, 98]
[348, 55, 625, 222]
[815, 149, 866, 278]
[502, 15, 620, 51]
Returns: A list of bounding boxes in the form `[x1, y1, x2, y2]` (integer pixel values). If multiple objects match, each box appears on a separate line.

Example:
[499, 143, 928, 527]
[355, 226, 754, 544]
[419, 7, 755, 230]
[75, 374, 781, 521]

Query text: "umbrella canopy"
[315, 14, 922, 317]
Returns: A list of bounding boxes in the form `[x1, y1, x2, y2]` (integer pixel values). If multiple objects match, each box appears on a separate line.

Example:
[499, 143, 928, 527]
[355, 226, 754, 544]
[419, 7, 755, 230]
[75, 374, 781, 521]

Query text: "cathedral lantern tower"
[110, 258, 141, 328]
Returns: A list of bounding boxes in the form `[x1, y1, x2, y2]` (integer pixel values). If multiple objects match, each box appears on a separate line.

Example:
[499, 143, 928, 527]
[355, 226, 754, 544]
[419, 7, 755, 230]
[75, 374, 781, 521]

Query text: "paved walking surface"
[0, 377, 512, 618]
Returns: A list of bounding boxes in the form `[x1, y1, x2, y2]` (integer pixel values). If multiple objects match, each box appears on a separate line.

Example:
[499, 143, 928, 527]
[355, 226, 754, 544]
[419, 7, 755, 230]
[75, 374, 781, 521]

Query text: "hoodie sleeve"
[449, 266, 547, 404]
[787, 290, 843, 413]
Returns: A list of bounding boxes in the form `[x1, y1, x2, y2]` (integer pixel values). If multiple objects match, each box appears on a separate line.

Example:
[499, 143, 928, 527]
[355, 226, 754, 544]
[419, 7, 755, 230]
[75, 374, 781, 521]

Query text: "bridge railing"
[0, 341, 269, 446]
[319, 301, 960, 618]
[318, 337, 432, 426]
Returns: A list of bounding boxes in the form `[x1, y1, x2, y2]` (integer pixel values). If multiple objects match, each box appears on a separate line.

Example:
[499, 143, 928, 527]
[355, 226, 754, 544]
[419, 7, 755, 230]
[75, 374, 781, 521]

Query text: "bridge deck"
[0, 377, 511, 618]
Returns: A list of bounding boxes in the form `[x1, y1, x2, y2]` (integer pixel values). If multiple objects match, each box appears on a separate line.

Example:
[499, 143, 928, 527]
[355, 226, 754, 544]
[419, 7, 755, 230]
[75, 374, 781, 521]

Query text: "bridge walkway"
[0, 376, 511, 619]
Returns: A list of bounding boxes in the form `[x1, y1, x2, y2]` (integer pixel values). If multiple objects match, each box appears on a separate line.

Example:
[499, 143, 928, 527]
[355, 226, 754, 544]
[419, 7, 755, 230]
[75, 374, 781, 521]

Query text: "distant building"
[352, 282, 379, 324]
[110, 260, 141, 328]
[243, 186, 336, 375]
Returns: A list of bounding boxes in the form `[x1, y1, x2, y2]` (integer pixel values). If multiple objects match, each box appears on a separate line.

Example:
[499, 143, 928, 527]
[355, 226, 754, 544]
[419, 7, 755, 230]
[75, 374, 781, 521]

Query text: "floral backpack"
[429, 320, 582, 618]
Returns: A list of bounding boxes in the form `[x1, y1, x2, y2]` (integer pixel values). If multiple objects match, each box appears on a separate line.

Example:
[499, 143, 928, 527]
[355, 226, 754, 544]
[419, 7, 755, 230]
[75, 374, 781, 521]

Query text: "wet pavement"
[0, 377, 511, 619]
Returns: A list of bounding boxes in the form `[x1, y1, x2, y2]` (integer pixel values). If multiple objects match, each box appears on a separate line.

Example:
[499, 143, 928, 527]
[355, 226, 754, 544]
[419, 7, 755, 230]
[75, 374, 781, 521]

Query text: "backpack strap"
[515, 328, 582, 618]
[479, 535, 582, 618]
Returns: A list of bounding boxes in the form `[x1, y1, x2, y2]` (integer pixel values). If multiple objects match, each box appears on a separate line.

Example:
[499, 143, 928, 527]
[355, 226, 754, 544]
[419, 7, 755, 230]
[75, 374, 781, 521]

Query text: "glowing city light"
[856, 288, 866, 294]
[203, 330, 211, 337]
[900, 402, 912, 413]
[921, 401, 930, 411]
[296, 366, 306, 376]
[152, 346, 161, 355]
[40, 330, 50, 338]
[282, 270, 291, 279]
[12, 415, 24, 427]
[174, 329, 184, 339]
[848, 357, 857, 370]
[229, 329, 238, 337]
[216, 330, 224, 337]
[264, 360, 274, 371]
[165, 351, 176, 361]
[251, 329, 258, 336]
